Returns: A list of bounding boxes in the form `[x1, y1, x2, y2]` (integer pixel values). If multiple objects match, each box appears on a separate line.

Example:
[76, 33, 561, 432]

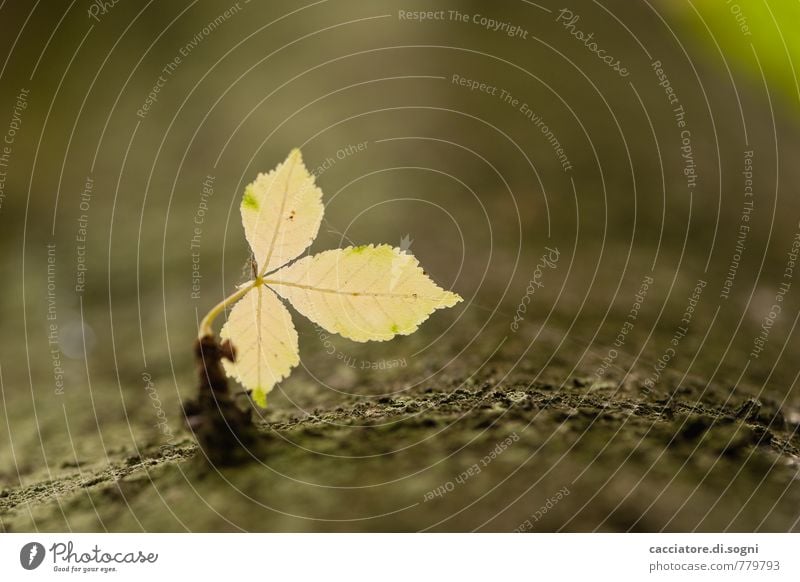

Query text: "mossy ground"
[3, 326, 798, 532]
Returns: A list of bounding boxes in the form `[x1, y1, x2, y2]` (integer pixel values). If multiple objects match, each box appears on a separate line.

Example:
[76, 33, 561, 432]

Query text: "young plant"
[188, 149, 461, 462]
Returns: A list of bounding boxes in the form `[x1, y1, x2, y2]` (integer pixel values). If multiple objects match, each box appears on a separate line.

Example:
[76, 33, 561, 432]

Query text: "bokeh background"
[1, 0, 800, 531]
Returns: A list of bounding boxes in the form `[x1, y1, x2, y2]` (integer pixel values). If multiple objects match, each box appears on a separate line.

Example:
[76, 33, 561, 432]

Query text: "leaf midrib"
[263, 278, 439, 299]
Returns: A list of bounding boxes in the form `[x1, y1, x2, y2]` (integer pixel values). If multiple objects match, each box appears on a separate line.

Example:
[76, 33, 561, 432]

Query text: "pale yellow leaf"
[241, 148, 324, 276]
[219, 284, 299, 407]
[265, 244, 462, 342]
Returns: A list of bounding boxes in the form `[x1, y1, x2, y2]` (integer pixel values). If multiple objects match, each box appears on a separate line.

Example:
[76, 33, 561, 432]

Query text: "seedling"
[186, 149, 461, 464]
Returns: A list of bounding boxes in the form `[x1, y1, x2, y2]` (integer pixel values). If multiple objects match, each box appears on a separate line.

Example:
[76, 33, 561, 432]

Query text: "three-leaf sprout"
[198, 149, 462, 407]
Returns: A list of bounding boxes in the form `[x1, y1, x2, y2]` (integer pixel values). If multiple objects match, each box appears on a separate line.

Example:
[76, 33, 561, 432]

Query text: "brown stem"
[183, 335, 260, 466]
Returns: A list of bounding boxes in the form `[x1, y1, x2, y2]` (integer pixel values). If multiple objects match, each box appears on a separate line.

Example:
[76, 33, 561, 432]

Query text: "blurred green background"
[1, 0, 799, 531]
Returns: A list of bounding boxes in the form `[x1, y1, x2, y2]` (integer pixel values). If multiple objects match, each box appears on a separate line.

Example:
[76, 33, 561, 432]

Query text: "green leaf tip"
[253, 388, 267, 408]
[242, 188, 259, 211]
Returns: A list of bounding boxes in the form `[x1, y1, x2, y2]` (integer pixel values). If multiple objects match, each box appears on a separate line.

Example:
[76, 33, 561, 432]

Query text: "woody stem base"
[183, 335, 259, 466]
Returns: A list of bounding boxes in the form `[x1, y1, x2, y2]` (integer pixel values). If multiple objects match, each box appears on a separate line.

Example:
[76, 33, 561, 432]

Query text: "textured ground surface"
[2, 322, 799, 532]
